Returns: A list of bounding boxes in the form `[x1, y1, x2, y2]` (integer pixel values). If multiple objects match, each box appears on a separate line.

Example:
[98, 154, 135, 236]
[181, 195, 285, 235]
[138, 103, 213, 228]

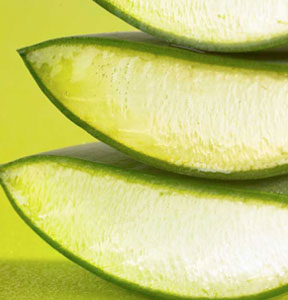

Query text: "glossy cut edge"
[93, 0, 288, 53]
[1, 154, 288, 300]
[17, 35, 288, 180]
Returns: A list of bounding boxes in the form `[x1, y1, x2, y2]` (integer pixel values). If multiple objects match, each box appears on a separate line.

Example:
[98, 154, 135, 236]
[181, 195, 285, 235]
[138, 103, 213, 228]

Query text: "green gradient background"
[0, 1, 150, 299]
[2, 3, 288, 300]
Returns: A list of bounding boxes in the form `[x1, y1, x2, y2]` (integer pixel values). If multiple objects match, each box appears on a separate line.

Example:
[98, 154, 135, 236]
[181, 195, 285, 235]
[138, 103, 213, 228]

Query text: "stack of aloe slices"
[3, 1, 288, 300]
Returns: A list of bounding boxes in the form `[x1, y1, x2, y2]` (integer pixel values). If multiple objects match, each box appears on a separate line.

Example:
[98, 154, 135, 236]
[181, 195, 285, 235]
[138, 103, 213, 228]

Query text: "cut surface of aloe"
[19, 33, 288, 180]
[93, 0, 288, 52]
[2, 142, 288, 299]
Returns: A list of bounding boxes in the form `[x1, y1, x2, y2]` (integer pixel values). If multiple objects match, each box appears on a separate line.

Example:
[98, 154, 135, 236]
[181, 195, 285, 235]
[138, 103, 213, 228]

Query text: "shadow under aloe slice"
[2, 142, 288, 299]
[18, 33, 288, 180]
[0, 259, 150, 300]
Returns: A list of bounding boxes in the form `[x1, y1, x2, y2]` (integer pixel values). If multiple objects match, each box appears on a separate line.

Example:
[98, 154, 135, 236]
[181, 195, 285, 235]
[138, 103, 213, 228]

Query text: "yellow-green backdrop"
[0, 1, 150, 299]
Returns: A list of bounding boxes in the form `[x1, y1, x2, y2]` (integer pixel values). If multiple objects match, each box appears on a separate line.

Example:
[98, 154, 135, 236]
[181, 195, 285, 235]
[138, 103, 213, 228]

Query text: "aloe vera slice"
[19, 33, 288, 180]
[93, 0, 288, 52]
[2, 142, 288, 299]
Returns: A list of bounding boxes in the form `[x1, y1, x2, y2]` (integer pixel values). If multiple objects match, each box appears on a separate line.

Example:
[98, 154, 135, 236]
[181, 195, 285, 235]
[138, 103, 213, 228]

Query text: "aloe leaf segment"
[2, 143, 288, 299]
[18, 34, 288, 180]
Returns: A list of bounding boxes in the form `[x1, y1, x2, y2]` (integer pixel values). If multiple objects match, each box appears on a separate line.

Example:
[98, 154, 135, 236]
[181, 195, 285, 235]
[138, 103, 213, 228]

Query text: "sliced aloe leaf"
[93, 0, 288, 53]
[19, 33, 288, 180]
[2, 142, 288, 299]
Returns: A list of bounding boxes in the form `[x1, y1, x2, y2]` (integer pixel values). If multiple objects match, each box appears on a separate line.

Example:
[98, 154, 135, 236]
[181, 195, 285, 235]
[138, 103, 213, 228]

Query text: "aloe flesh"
[18, 33, 288, 180]
[94, 0, 288, 52]
[2, 142, 288, 299]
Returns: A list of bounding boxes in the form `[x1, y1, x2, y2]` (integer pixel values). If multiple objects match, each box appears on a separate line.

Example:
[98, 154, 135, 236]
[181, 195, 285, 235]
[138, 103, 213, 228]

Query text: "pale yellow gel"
[107, 0, 288, 45]
[3, 161, 288, 298]
[27, 44, 288, 173]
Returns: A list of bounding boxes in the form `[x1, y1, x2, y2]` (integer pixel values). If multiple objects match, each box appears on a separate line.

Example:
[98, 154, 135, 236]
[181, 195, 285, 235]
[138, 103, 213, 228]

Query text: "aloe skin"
[18, 33, 288, 180]
[93, 0, 288, 52]
[2, 142, 288, 299]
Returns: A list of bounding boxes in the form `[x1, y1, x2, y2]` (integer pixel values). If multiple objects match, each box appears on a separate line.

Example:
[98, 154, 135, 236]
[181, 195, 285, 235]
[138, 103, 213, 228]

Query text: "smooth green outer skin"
[2, 142, 288, 300]
[93, 0, 288, 53]
[18, 33, 288, 181]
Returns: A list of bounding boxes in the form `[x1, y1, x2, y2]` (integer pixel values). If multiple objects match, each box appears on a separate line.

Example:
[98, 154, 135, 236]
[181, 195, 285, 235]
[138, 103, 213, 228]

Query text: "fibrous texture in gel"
[2, 158, 288, 298]
[23, 40, 288, 178]
[95, 0, 288, 51]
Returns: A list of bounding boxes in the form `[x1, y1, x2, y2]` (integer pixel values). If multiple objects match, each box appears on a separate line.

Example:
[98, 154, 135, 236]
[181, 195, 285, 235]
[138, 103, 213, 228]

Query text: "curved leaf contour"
[2, 142, 288, 299]
[18, 33, 288, 180]
[93, 0, 288, 53]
